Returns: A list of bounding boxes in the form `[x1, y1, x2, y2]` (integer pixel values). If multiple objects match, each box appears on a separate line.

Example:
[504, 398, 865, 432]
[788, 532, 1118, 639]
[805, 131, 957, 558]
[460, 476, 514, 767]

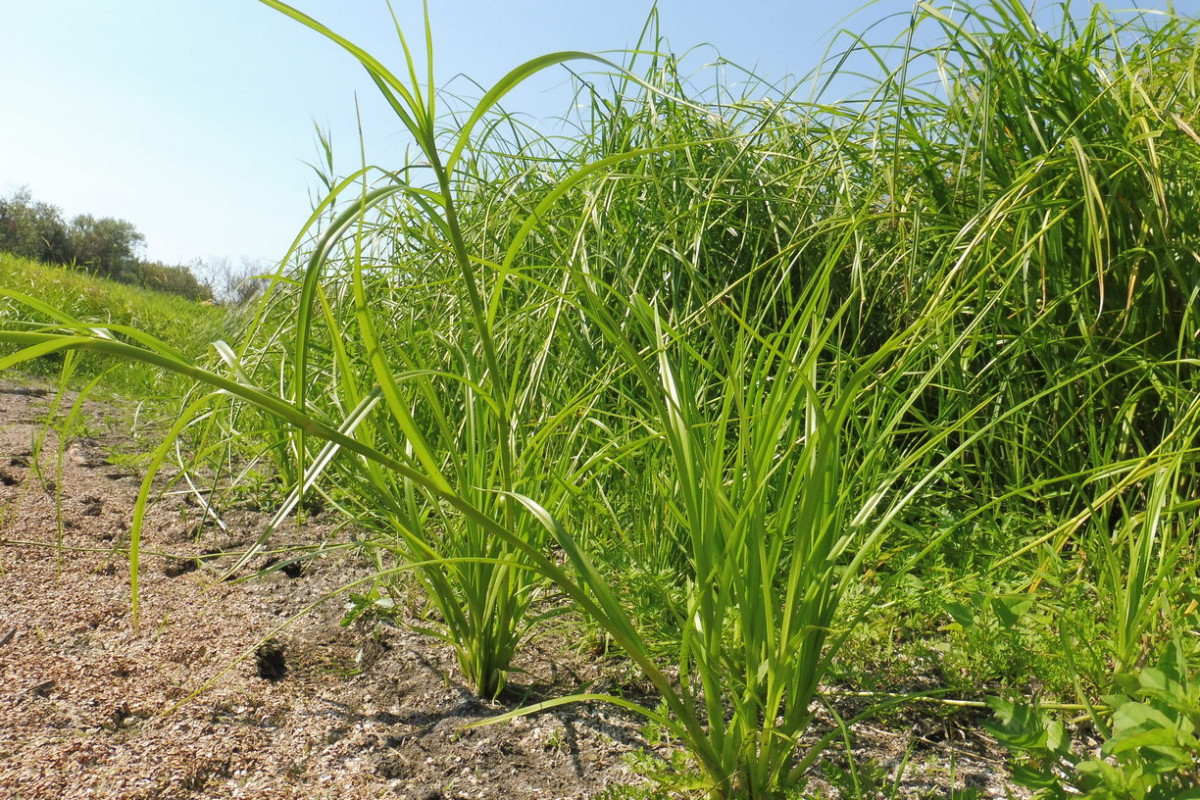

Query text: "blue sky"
[0, 1, 1193, 271]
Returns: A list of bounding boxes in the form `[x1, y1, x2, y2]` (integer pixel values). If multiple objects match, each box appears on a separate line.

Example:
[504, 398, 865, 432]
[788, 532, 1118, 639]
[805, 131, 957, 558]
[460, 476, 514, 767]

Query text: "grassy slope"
[0, 252, 226, 397]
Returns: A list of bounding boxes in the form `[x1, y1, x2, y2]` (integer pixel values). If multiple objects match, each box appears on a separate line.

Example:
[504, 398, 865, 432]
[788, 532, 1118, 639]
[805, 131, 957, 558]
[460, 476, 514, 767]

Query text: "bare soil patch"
[0, 380, 649, 799]
[0, 378, 1020, 799]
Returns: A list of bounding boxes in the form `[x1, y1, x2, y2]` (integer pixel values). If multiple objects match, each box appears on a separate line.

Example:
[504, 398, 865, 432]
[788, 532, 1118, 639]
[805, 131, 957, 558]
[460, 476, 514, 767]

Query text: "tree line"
[0, 187, 213, 302]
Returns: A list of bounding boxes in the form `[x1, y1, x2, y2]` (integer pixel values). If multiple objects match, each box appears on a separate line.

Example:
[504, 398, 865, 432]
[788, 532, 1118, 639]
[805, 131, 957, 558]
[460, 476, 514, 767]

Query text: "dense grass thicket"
[2, 1, 1199, 797]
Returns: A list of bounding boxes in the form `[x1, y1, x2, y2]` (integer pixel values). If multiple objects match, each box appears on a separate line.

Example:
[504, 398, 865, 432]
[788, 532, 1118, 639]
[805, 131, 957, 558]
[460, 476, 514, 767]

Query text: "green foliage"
[0, 252, 224, 394]
[0, 187, 72, 264]
[0, 187, 213, 302]
[1, 0, 1199, 798]
[987, 642, 1200, 799]
[122, 259, 214, 303]
[67, 212, 146, 281]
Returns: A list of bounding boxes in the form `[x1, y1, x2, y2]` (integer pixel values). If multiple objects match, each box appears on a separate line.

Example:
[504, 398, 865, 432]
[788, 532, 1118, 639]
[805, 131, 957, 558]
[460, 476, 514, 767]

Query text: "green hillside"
[0, 252, 227, 396]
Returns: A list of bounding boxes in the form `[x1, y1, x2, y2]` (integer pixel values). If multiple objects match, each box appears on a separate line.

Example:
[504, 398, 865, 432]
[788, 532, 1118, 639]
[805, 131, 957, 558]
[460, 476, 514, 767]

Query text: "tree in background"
[128, 260, 216, 303]
[0, 187, 213, 302]
[68, 213, 145, 281]
[0, 188, 73, 264]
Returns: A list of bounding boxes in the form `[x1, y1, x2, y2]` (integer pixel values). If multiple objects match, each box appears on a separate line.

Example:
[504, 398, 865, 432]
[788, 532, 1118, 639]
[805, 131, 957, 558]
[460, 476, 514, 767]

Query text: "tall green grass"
[2, 0, 1198, 797]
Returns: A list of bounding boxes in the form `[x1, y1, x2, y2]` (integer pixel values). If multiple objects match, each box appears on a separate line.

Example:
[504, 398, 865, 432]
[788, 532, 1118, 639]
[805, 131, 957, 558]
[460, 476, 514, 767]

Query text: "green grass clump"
[2, 0, 1199, 797]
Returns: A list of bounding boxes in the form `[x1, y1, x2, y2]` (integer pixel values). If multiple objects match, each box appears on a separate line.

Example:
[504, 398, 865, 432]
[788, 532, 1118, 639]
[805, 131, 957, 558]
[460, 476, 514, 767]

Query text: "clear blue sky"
[0, 1, 1193, 271]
